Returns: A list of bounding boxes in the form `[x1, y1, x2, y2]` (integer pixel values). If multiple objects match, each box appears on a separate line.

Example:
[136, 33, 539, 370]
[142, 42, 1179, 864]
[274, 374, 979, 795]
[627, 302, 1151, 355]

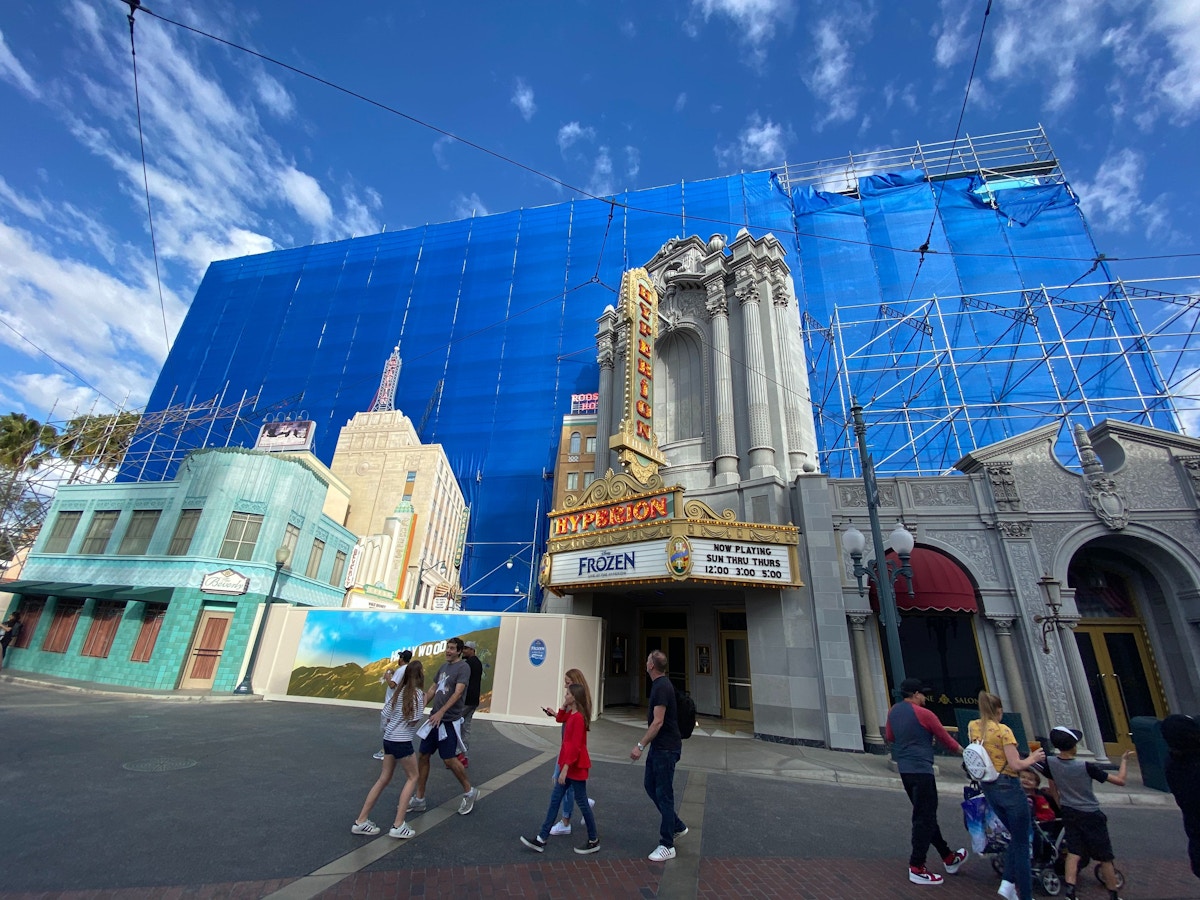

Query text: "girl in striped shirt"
[352, 660, 425, 839]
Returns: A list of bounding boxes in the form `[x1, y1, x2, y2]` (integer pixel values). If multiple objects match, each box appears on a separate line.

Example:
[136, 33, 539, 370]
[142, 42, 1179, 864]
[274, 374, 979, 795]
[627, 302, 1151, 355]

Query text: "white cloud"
[933, 1, 973, 69]
[620, 19, 637, 38]
[587, 146, 614, 197]
[716, 114, 787, 169]
[280, 166, 334, 232]
[0, 29, 40, 99]
[1073, 147, 1170, 241]
[557, 121, 595, 154]
[689, 0, 794, 69]
[625, 146, 640, 181]
[452, 193, 491, 218]
[674, 92, 688, 113]
[433, 135, 455, 168]
[254, 73, 295, 119]
[511, 77, 536, 121]
[803, 17, 860, 129]
[1149, 0, 1200, 119]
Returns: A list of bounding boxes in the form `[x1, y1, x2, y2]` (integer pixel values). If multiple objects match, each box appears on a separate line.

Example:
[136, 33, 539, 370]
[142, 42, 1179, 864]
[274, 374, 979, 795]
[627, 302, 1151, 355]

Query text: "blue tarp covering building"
[123, 129, 1179, 609]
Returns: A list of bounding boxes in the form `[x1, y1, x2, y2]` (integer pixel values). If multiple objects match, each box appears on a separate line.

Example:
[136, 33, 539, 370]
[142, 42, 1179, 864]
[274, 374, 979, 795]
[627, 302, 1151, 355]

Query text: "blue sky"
[1, 0, 1198, 422]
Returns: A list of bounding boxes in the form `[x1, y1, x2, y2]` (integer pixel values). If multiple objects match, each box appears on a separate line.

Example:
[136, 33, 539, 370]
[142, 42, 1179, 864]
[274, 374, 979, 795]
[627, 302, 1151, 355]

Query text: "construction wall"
[252, 606, 603, 724]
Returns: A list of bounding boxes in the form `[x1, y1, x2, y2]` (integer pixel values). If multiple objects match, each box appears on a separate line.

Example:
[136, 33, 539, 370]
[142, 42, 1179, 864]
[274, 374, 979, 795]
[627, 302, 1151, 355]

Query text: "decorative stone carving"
[734, 282, 760, 306]
[926, 529, 998, 581]
[1085, 475, 1130, 530]
[986, 463, 1021, 511]
[1074, 424, 1129, 530]
[1008, 541, 1073, 726]
[997, 520, 1032, 539]
[838, 483, 898, 508]
[1186, 458, 1200, 502]
[988, 617, 1015, 636]
[910, 481, 973, 507]
[704, 280, 729, 318]
[847, 613, 869, 629]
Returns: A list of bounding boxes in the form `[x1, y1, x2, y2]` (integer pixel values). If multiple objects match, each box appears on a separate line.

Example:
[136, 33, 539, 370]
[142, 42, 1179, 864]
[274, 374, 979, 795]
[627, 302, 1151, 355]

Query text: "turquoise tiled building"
[1, 448, 356, 691]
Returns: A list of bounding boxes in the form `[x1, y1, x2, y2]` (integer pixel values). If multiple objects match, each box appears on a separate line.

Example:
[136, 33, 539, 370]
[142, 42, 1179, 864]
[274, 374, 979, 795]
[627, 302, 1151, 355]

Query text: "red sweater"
[555, 709, 591, 780]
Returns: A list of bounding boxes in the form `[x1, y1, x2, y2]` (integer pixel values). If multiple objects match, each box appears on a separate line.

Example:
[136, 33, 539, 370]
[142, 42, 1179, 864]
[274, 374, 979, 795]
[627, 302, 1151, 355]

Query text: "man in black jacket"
[459, 641, 484, 767]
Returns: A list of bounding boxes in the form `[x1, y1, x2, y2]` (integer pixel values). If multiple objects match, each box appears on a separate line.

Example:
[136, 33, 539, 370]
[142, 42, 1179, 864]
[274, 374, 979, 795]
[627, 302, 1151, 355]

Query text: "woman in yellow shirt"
[968, 691, 1046, 900]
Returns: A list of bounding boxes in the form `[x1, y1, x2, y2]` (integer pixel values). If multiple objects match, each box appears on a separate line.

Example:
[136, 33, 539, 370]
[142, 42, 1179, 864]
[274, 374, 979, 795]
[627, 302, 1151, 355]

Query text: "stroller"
[963, 784, 1123, 896]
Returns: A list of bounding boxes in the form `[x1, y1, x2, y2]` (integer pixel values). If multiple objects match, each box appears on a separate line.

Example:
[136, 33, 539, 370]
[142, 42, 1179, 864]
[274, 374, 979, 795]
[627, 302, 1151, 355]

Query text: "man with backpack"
[630, 650, 687, 862]
[885, 677, 968, 886]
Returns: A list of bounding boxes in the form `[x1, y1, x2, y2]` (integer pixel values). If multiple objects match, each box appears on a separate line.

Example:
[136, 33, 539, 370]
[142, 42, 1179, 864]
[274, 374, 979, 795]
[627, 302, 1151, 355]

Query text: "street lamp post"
[233, 545, 292, 695]
[845, 400, 914, 702]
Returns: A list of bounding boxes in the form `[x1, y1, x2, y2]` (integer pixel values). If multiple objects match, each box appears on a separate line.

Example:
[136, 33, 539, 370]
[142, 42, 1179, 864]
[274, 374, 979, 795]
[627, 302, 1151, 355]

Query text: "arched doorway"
[1068, 544, 1169, 756]
[872, 547, 985, 729]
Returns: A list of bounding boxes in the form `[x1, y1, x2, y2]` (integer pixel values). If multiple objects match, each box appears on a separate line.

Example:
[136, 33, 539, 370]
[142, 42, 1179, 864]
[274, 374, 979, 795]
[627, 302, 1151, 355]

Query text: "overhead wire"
[123, 1, 172, 355]
[905, 0, 992, 303]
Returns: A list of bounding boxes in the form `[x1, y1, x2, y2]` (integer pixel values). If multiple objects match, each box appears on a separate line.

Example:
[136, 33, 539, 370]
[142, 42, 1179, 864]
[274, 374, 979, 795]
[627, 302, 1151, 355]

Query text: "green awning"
[0, 580, 175, 603]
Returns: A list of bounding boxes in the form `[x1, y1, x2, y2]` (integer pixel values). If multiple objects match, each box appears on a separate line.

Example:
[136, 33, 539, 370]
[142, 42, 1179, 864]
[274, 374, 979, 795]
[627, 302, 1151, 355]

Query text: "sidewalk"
[2, 669, 1176, 807]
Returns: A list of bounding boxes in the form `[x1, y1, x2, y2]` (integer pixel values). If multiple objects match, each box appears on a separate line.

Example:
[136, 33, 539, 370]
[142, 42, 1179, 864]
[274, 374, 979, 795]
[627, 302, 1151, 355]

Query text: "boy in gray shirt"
[1043, 726, 1132, 900]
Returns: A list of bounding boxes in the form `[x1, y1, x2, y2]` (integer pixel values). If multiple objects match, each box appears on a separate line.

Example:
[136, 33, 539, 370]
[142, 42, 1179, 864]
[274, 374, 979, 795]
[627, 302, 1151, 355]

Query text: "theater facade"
[542, 233, 1199, 758]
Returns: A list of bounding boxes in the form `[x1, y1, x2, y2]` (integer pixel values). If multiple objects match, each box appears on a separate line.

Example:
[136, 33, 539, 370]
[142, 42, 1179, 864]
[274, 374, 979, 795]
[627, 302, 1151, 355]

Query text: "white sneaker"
[458, 786, 479, 815]
[648, 845, 676, 861]
[372, 750, 385, 760]
[407, 796, 426, 812]
[550, 821, 572, 836]
[997, 881, 1017, 900]
[588, 798, 596, 809]
[388, 823, 415, 839]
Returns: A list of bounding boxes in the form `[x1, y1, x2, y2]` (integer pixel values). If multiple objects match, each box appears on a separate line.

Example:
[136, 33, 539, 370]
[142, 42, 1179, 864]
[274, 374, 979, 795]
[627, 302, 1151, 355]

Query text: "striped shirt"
[382, 687, 424, 742]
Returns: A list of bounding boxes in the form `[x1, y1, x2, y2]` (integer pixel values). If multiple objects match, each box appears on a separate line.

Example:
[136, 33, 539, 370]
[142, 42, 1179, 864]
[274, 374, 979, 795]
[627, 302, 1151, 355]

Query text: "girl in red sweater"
[521, 683, 599, 855]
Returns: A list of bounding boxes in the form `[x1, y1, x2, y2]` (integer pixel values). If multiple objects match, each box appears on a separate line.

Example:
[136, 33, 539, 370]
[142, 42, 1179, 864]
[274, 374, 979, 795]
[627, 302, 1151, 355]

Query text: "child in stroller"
[984, 771, 1066, 895]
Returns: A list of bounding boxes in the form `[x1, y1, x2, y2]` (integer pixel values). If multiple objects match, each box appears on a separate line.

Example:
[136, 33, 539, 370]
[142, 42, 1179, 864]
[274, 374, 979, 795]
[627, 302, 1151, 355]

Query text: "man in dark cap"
[885, 677, 968, 887]
[1162, 714, 1200, 879]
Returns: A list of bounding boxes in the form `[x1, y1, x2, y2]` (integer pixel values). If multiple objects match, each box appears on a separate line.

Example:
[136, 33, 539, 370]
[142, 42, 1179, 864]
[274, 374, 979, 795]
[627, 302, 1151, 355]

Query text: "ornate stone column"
[735, 272, 778, 479]
[1061, 621, 1110, 763]
[848, 613, 885, 749]
[988, 617, 1031, 726]
[769, 269, 814, 477]
[595, 312, 616, 478]
[705, 277, 739, 485]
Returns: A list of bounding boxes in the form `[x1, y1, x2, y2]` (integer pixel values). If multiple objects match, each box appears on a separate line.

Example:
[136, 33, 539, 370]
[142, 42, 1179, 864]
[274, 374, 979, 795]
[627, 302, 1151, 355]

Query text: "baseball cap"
[900, 677, 932, 697]
[1050, 725, 1082, 751]
[465, 641, 477, 650]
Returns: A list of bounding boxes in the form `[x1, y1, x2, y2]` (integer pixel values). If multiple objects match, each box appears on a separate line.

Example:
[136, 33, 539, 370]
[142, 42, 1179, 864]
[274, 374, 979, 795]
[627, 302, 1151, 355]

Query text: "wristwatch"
[636, 742, 644, 751]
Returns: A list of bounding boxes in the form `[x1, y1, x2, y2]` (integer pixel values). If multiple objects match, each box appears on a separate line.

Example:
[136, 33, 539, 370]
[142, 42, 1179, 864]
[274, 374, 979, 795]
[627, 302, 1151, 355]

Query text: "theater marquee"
[542, 471, 801, 594]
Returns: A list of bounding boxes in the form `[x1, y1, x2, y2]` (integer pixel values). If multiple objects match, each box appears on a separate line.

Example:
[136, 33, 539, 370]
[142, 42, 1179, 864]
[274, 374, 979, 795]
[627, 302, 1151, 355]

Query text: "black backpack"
[676, 688, 697, 739]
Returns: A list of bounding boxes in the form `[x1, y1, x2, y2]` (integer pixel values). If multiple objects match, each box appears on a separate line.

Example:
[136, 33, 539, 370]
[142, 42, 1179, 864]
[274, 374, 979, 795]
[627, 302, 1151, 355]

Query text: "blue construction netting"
[122, 165, 1177, 609]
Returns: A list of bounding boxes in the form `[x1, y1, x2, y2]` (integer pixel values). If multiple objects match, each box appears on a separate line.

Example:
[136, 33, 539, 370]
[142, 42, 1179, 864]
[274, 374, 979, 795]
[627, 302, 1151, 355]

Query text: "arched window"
[569, 432, 581, 454]
[657, 330, 704, 443]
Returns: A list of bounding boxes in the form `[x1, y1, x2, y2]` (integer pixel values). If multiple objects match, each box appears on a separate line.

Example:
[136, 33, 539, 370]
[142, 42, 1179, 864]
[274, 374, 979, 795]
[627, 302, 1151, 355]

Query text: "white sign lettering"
[690, 538, 792, 583]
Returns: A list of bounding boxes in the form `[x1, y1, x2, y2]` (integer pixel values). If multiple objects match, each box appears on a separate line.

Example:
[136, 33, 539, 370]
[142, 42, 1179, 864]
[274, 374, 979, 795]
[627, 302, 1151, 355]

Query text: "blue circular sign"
[529, 639, 547, 667]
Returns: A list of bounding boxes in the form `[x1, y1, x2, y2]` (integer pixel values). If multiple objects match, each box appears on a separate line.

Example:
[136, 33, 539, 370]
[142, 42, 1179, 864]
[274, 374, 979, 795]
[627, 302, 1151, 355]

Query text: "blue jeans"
[554, 764, 576, 820]
[539, 777, 596, 841]
[644, 746, 685, 849]
[983, 775, 1032, 900]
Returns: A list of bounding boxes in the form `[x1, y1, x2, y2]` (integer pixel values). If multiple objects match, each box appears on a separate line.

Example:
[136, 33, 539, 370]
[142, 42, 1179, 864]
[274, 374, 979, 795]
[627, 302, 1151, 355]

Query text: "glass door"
[1074, 624, 1167, 756]
[720, 630, 753, 721]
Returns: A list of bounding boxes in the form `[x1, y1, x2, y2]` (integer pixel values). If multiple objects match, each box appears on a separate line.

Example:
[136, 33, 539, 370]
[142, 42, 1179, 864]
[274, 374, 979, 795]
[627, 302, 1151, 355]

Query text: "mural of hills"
[288, 625, 498, 710]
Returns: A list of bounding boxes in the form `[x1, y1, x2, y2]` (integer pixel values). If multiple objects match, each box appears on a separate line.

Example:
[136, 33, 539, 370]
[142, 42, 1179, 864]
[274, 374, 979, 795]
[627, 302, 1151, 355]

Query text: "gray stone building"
[544, 234, 1195, 757]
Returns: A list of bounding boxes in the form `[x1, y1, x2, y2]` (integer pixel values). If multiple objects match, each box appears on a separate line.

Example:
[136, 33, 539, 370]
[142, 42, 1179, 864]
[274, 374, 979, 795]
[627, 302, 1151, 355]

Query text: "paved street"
[0, 679, 1195, 899]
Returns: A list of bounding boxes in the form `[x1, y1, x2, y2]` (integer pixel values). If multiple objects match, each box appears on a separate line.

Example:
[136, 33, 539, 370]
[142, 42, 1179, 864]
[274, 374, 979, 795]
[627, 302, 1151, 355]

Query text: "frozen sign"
[549, 539, 670, 585]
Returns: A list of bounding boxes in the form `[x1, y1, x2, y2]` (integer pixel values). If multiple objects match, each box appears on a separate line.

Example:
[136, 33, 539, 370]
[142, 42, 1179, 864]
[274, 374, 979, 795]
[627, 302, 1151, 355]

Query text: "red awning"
[868, 547, 978, 614]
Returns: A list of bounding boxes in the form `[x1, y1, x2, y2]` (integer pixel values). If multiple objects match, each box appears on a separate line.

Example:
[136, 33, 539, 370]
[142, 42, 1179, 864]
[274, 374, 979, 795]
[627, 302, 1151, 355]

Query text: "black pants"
[902, 772, 952, 868]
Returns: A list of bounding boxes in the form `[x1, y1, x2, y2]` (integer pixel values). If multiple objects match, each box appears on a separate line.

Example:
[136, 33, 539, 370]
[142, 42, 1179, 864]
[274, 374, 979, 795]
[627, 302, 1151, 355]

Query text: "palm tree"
[59, 411, 140, 476]
[0, 413, 58, 472]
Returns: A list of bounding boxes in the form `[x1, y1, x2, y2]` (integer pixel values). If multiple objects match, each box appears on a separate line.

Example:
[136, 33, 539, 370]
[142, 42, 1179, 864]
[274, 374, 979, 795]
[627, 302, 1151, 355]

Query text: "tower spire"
[369, 345, 401, 412]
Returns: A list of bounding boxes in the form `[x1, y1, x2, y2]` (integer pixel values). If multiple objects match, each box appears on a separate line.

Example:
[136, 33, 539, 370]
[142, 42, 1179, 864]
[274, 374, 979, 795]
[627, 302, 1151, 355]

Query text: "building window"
[130, 604, 167, 663]
[569, 432, 582, 454]
[282, 523, 301, 564]
[586, 436, 597, 454]
[584, 473, 596, 487]
[118, 510, 162, 555]
[80, 601, 124, 658]
[330, 550, 347, 587]
[403, 470, 417, 501]
[11, 596, 45, 649]
[305, 538, 325, 578]
[44, 511, 82, 553]
[218, 512, 263, 561]
[42, 599, 84, 653]
[80, 511, 121, 555]
[566, 472, 579, 490]
[167, 509, 202, 556]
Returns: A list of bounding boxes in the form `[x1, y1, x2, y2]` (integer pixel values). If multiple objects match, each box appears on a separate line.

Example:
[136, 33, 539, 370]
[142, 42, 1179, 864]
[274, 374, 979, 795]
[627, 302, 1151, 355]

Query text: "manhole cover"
[123, 757, 198, 772]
